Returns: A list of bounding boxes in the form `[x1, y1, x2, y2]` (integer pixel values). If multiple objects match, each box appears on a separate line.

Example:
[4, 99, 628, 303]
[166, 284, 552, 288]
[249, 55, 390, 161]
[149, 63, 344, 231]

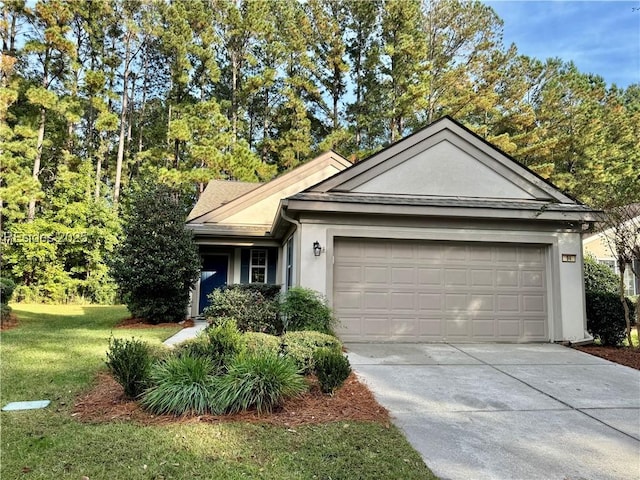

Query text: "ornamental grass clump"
[141, 355, 220, 415]
[105, 336, 153, 398]
[215, 354, 307, 414]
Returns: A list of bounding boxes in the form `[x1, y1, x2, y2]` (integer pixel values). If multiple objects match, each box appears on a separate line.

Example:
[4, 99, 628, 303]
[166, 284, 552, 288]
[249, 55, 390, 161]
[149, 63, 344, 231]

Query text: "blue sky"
[483, 0, 640, 88]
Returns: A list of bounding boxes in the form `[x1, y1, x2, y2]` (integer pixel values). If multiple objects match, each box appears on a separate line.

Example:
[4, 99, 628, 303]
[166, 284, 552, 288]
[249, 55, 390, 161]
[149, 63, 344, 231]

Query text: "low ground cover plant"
[215, 353, 307, 413]
[141, 355, 220, 415]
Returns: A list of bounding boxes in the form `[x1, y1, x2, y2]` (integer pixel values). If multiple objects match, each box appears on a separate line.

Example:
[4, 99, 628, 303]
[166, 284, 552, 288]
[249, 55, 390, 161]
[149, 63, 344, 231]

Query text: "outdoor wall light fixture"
[313, 241, 322, 256]
[561, 254, 577, 263]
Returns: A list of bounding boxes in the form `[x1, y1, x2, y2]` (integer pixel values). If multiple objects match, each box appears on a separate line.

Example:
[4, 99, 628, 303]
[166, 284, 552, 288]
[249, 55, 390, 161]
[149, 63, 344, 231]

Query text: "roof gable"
[187, 151, 351, 227]
[309, 117, 573, 204]
[187, 180, 261, 222]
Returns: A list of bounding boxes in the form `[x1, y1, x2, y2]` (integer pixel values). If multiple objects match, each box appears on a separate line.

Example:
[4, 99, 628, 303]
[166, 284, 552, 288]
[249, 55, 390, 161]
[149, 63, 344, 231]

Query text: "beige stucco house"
[186, 117, 598, 343]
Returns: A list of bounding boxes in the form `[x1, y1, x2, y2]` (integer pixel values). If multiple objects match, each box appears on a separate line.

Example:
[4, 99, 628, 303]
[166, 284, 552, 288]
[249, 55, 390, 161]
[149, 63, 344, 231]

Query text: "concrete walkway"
[347, 343, 640, 480]
[163, 319, 208, 346]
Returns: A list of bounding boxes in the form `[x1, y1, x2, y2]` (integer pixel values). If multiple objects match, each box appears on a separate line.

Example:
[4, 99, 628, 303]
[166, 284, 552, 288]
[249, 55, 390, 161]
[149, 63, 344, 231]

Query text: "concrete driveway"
[346, 343, 640, 480]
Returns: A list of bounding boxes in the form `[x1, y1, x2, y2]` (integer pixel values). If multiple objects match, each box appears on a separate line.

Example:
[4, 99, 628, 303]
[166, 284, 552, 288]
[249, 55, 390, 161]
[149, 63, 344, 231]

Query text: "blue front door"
[199, 255, 228, 314]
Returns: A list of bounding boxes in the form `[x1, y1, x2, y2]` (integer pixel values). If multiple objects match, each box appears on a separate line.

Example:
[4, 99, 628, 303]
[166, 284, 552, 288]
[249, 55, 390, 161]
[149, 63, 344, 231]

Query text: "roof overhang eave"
[284, 198, 600, 223]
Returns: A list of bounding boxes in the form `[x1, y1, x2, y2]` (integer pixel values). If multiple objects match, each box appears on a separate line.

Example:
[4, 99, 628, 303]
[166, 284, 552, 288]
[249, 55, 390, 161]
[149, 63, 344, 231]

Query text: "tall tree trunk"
[618, 261, 634, 347]
[28, 105, 46, 221]
[113, 33, 131, 207]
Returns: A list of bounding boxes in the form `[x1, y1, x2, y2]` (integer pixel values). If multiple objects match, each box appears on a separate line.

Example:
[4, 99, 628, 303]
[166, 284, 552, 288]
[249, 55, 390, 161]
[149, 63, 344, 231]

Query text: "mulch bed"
[0, 313, 19, 331]
[73, 371, 389, 427]
[115, 317, 194, 329]
[573, 345, 640, 370]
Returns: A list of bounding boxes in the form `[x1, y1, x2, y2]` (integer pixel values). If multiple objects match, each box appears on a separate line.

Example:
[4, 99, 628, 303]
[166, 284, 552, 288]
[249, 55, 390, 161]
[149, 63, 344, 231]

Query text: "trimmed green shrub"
[173, 336, 213, 360]
[280, 287, 335, 334]
[586, 292, 635, 346]
[204, 318, 243, 367]
[282, 331, 342, 374]
[215, 354, 307, 414]
[584, 255, 618, 294]
[313, 348, 352, 394]
[141, 355, 220, 415]
[1, 277, 16, 322]
[204, 286, 281, 334]
[105, 337, 153, 398]
[241, 332, 281, 357]
[224, 283, 281, 300]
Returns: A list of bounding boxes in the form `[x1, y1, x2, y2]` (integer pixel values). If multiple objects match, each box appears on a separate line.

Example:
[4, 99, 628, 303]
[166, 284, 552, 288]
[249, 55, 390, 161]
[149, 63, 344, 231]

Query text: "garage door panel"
[334, 239, 548, 342]
[445, 269, 468, 286]
[471, 269, 494, 286]
[472, 319, 497, 338]
[496, 270, 519, 287]
[391, 267, 416, 284]
[522, 270, 544, 287]
[334, 265, 361, 283]
[418, 268, 442, 285]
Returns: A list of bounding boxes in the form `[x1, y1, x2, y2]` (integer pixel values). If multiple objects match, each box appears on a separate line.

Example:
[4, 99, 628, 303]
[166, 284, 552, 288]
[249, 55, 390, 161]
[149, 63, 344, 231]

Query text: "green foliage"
[141, 355, 220, 415]
[313, 348, 352, 395]
[105, 337, 153, 398]
[586, 292, 635, 346]
[241, 332, 281, 357]
[110, 182, 200, 323]
[214, 354, 307, 414]
[1, 276, 17, 322]
[584, 255, 619, 294]
[204, 285, 281, 334]
[281, 331, 342, 375]
[204, 318, 243, 368]
[280, 287, 335, 334]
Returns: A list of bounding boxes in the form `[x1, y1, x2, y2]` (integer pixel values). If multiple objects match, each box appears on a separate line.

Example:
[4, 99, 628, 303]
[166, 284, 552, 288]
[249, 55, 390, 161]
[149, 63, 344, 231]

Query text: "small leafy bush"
[205, 318, 243, 367]
[204, 286, 281, 334]
[280, 287, 335, 334]
[313, 348, 352, 394]
[141, 355, 220, 415]
[173, 336, 212, 360]
[105, 337, 153, 398]
[586, 292, 634, 346]
[241, 332, 281, 357]
[282, 331, 342, 374]
[584, 255, 618, 294]
[215, 354, 307, 414]
[0, 277, 16, 322]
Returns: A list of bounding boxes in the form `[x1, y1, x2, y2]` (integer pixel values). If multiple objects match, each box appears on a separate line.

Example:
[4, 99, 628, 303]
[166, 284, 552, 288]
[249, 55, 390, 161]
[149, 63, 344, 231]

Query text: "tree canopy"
[1, 0, 638, 302]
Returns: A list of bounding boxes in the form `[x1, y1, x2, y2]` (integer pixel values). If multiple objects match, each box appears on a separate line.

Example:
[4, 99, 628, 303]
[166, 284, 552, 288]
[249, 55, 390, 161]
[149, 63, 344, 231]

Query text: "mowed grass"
[1, 305, 436, 480]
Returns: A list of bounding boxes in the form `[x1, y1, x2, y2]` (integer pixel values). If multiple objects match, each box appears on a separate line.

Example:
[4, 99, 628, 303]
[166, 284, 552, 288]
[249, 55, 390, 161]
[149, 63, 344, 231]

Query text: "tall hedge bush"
[583, 255, 635, 346]
[110, 183, 200, 323]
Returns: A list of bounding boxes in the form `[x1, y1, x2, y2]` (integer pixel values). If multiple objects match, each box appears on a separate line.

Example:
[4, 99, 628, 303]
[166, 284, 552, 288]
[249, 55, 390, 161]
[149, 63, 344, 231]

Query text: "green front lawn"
[1, 305, 436, 479]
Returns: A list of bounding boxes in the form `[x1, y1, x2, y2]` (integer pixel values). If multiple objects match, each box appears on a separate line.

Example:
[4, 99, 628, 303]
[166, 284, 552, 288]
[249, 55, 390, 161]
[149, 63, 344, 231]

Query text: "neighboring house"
[583, 213, 640, 296]
[186, 117, 598, 343]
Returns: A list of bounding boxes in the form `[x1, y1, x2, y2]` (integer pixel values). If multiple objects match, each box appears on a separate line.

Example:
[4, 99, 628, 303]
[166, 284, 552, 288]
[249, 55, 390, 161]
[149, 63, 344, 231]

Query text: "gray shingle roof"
[187, 180, 262, 222]
[288, 192, 594, 212]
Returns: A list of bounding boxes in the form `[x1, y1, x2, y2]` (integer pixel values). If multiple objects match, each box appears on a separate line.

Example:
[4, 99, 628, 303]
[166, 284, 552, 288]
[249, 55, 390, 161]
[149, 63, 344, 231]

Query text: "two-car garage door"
[333, 238, 548, 342]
